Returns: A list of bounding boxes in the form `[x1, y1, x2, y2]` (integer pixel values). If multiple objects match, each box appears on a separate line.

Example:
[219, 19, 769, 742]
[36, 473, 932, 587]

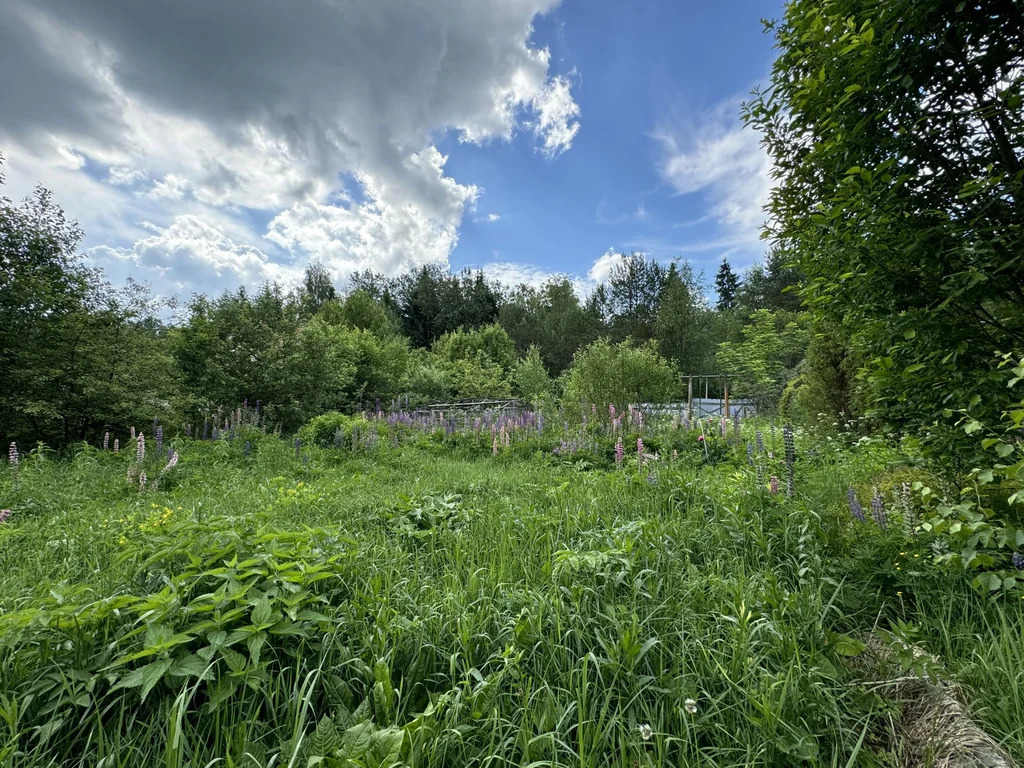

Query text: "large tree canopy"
[746, 0, 1024, 453]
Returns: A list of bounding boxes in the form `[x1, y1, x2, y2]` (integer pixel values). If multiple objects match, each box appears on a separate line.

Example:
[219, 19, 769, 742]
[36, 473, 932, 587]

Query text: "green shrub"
[298, 411, 372, 446]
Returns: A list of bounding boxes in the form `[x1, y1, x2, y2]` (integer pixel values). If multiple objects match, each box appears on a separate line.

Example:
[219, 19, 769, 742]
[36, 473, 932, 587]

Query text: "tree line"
[1, 163, 822, 447]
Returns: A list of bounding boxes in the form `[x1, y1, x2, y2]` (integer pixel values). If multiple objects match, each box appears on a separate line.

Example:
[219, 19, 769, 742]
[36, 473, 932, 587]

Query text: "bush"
[562, 338, 679, 411]
[298, 412, 372, 447]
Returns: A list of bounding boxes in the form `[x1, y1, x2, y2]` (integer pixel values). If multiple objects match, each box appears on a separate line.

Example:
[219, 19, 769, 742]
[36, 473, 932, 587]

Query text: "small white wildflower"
[638, 724, 653, 741]
[684, 698, 698, 715]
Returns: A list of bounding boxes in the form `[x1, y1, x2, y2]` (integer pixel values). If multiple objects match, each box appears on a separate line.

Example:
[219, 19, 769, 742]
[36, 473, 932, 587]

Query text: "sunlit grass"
[0, 426, 1019, 766]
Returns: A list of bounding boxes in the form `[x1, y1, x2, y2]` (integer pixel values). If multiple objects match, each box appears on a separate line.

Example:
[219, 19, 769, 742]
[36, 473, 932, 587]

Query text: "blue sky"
[0, 0, 784, 297]
[448, 0, 784, 286]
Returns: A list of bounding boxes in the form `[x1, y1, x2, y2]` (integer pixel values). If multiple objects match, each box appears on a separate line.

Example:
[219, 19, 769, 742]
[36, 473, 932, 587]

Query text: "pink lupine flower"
[697, 434, 705, 442]
[608, 404, 616, 419]
[103, 432, 110, 450]
[136, 433, 146, 462]
[636, 437, 644, 465]
[161, 450, 178, 474]
[0, 509, 11, 523]
[139, 471, 147, 491]
[492, 437, 499, 456]
[770, 476, 780, 494]
[7, 442, 18, 467]
[615, 438, 624, 465]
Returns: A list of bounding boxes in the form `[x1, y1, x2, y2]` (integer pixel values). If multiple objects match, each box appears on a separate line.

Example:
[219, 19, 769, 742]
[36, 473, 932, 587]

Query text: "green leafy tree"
[716, 310, 810, 413]
[1, 171, 181, 445]
[655, 261, 716, 372]
[745, 0, 1024, 458]
[736, 248, 804, 315]
[599, 253, 666, 342]
[297, 262, 337, 316]
[563, 338, 679, 410]
[499, 279, 604, 375]
[512, 346, 552, 403]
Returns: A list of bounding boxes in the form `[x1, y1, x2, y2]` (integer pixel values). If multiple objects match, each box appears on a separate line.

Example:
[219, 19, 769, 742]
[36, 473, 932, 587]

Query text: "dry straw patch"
[865, 636, 1016, 768]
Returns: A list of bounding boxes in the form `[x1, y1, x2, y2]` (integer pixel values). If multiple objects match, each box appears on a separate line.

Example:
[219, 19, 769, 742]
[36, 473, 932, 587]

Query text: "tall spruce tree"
[714, 258, 739, 311]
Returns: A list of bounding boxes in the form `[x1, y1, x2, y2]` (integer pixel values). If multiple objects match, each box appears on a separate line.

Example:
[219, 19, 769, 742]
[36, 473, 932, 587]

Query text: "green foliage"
[498, 279, 603, 375]
[298, 412, 373, 447]
[563, 338, 679, 409]
[432, 324, 516, 374]
[714, 257, 739, 311]
[716, 310, 810, 413]
[784, 320, 863, 425]
[746, 0, 1024, 461]
[512, 345, 552, 403]
[1, 420, 1024, 764]
[598, 252, 666, 343]
[919, 354, 1024, 593]
[394, 266, 500, 348]
[654, 261, 715, 373]
[0, 177, 184, 446]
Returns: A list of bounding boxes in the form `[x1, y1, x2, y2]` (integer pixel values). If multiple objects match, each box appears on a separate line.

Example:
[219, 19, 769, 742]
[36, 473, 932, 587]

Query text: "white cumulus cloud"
[0, 0, 581, 295]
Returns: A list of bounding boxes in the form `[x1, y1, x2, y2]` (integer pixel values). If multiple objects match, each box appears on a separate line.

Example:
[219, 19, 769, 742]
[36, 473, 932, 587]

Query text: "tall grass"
[0, 423, 1019, 766]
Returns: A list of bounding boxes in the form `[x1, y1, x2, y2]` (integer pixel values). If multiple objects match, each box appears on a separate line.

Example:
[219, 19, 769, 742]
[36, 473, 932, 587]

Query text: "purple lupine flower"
[294, 438, 302, 458]
[136, 433, 146, 463]
[609, 404, 616, 419]
[8, 442, 19, 467]
[185, 424, 192, 437]
[244, 440, 251, 457]
[755, 430, 765, 454]
[848, 489, 866, 523]
[0, 509, 10, 523]
[646, 473, 658, 486]
[755, 461, 764, 488]
[155, 425, 163, 455]
[202, 420, 210, 440]
[334, 428, 344, 448]
[615, 438, 624, 465]
[114, 439, 120, 453]
[103, 432, 110, 451]
[682, 413, 690, 430]
[1012, 553, 1024, 571]
[871, 489, 887, 529]
[769, 476, 780, 494]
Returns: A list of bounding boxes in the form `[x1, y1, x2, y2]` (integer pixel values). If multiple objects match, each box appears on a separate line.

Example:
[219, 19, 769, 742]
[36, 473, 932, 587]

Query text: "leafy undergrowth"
[0, 427, 1021, 767]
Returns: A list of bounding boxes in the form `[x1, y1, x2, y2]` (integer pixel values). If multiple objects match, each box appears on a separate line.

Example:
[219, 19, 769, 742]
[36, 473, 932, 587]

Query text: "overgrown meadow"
[0, 410, 1021, 767]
